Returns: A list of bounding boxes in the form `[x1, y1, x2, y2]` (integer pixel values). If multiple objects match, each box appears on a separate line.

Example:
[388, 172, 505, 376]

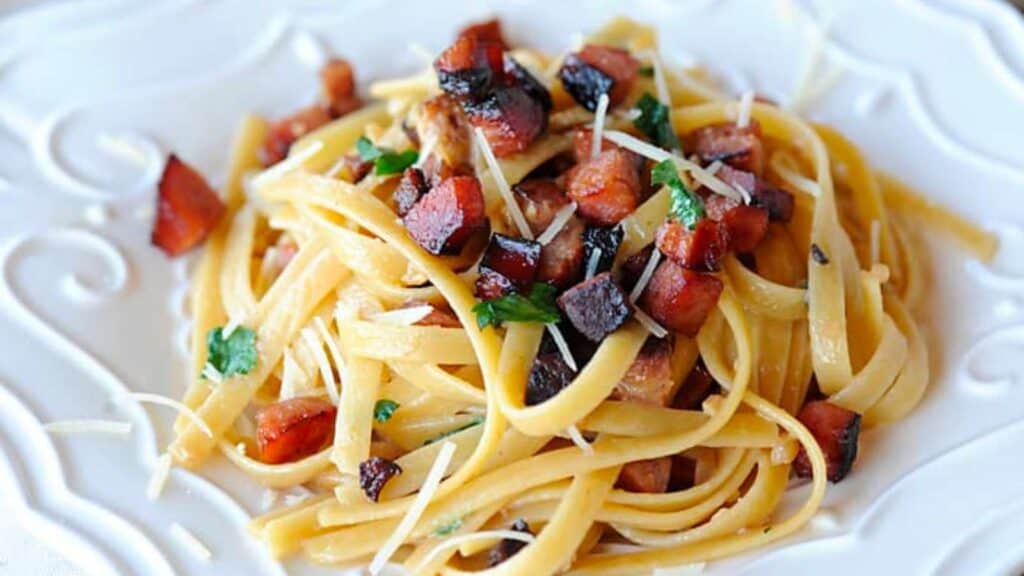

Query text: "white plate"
[2, 0, 1024, 574]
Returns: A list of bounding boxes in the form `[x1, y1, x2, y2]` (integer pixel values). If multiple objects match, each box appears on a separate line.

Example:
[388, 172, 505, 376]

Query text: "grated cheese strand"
[314, 316, 348, 386]
[536, 202, 578, 245]
[415, 530, 536, 572]
[705, 160, 724, 176]
[565, 425, 594, 455]
[546, 324, 578, 372]
[200, 362, 224, 385]
[279, 349, 303, 400]
[251, 140, 324, 190]
[629, 248, 662, 303]
[169, 522, 212, 562]
[584, 247, 602, 280]
[736, 91, 755, 128]
[369, 305, 434, 326]
[369, 441, 457, 576]
[301, 328, 339, 405]
[652, 562, 706, 576]
[591, 93, 610, 159]
[473, 127, 533, 239]
[147, 453, 173, 500]
[127, 393, 213, 438]
[634, 308, 669, 338]
[43, 420, 132, 436]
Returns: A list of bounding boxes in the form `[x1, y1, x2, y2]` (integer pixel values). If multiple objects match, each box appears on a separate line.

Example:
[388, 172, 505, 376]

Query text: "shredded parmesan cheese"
[416, 530, 536, 572]
[584, 247, 602, 280]
[200, 362, 224, 385]
[369, 305, 434, 326]
[640, 50, 672, 107]
[705, 160, 724, 175]
[280, 349, 304, 400]
[869, 219, 881, 266]
[127, 393, 213, 438]
[473, 127, 533, 239]
[251, 140, 324, 190]
[633, 308, 669, 338]
[652, 563, 706, 576]
[565, 425, 594, 455]
[314, 316, 347, 385]
[545, 324, 578, 372]
[301, 328, 339, 405]
[536, 202, 578, 245]
[222, 316, 244, 338]
[43, 420, 132, 436]
[169, 522, 212, 562]
[628, 248, 661, 303]
[147, 453, 172, 500]
[591, 93, 610, 159]
[369, 441, 457, 575]
[736, 91, 755, 128]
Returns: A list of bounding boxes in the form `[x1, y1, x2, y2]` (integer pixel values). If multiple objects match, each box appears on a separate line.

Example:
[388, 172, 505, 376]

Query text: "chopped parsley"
[373, 399, 400, 423]
[473, 283, 561, 330]
[633, 92, 681, 151]
[651, 159, 705, 229]
[433, 517, 463, 536]
[638, 65, 655, 77]
[356, 136, 418, 175]
[423, 415, 485, 445]
[206, 326, 257, 378]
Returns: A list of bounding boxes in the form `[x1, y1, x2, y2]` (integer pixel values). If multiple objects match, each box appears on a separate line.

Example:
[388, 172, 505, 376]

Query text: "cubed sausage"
[567, 148, 641, 226]
[259, 105, 333, 167]
[320, 57, 361, 117]
[393, 167, 430, 217]
[434, 36, 505, 99]
[479, 233, 542, 291]
[557, 271, 633, 342]
[526, 352, 576, 405]
[458, 18, 508, 49]
[690, 121, 765, 176]
[639, 261, 723, 336]
[616, 457, 672, 493]
[611, 337, 677, 406]
[256, 397, 337, 465]
[655, 219, 729, 272]
[403, 176, 488, 255]
[704, 195, 769, 253]
[151, 155, 226, 257]
[419, 95, 473, 171]
[582, 225, 624, 276]
[538, 215, 585, 288]
[464, 85, 548, 157]
[558, 44, 640, 111]
[792, 400, 861, 483]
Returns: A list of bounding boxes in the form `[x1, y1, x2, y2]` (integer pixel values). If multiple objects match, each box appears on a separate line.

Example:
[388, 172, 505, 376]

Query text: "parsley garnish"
[633, 92, 681, 151]
[423, 415, 484, 445]
[356, 136, 418, 175]
[433, 517, 463, 536]
[638, 65, 655, 77]
[206, 327, 257, 378]
[373, 399, 400, 423]
[473, 283, 561, 330]
[651, 160, 705, 230]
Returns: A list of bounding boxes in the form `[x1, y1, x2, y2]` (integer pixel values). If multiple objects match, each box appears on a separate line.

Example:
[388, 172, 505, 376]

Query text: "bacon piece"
[751, 182, 794, 222]
[320, 57, 361, 117]
[458, 18, 508, 50]
[582, 225, 623, 276]
[403, 175, 487, 255]
[514, 179, 570, 234]
[639, 261, 723, 336]
[419, 95, 473, 170]
[711, 163, 757, 197]
[256, 397, 337, 465]
[479, 233, 542, 291]
[673, 360, 718, 410]
[793, 401, 861, 482]
[655, 219, 729, 272]
[259, 105, 333, 167]
[611, 337, 677, 406]
[464, 85, 548, 156]
[704, 195, 769, 253]
[526, 352, 576, 405]
[616, 457, 672, 493]
[475, 269, 516, 300]
[488, 519, 532, 566]
[401, 299, 462, 328]
[567, 149, 642, 226]
[571, 127, 621, 164]
[619, 244, 655, 293]
[690, 121, 765, 176]
[435, 36, 505, 100]
[392, 167, 430, 217]
[539, 215, 585, 288]
[505, 58, 552, 114]
[558, 272, 633, 342]
[559, 44, 640, 111]
[359, 456, 402, 502]
[151, 155, 226, 257]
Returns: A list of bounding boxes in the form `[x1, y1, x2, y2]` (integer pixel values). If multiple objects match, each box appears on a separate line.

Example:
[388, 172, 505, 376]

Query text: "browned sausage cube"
[655, 218, 729, 272]
[616, 457, 671, 493]
[639, 261, 723, 336]
[256, 397, 337, 465]
[557, 272, 633, 342]
[792, 400, 861, 483]
[611, 337, 677, 406]
[403, 176, 487, 255]
[559, 44, 640, 111]
[151, 155, 226, 257]
[690, 121, 765, 176]
[479, 233, 542, 291]
[567, 148, 642, 226]
[704, 195, 769, 253]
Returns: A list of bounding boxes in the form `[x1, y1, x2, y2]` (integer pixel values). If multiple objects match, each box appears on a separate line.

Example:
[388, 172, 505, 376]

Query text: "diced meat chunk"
[582, 225, 623, 276]
[359, 456, 402, 501]
[751, 182, 794, 222]
[619, 245, 656, 293]
[488, 519, 532, 567]
[611, 337, 677, 406]
[479, 233, 542, 291]
[320, 57, 361, 117]
[337, 153, 373, 183]
[572, 127, 618, 163]
[690, 121, 765, 176]
[558, 44, 640, 111]
[256, 397, 337, 465]
[538, 215, 585, 288]
[567, 148, 642, 226]
[505, 59, 552, 115]
[434, 36, 505, 100]
[514, 179, 570, 234]
[616, 457, 672, 493]
[458, 18, 508, 49]
[474, 268, 516, 300]
[710, 164, 757, 197]
[464, 85, 548, 156]
[793, 401, 861, 483]
[526, 352, 576, 405]
[392, 167, 429, 217]
[673, 360, 718, 410]
[558, 272, 633, 342]
[259, 105, 333, 167]
[401, 299, 462, 328]
[639, 261, 723, 336]
[655, 219, 728, 272]
[151, 155, 226, 257]
[704, 195, 769, 253]
[419, 95, 473, 170]
[403, 176, 488, 255]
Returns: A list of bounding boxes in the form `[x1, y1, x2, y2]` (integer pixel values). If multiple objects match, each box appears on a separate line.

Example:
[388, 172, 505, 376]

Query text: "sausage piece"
[256, 397, 337, 464]
[403, 176, 488, 255]
[639, 260, 722, 336]
[151, 155, 226, 257]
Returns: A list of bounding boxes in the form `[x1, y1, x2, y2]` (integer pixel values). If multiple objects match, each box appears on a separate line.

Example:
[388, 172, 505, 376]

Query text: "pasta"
[156, 16, 995, 576]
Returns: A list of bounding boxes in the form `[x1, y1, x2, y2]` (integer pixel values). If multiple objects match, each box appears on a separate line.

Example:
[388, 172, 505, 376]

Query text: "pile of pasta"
[166, 18, 996, 576]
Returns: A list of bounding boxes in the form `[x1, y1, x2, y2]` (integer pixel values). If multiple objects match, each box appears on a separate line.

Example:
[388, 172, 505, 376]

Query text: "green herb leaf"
[373, 399, 400, 423]
[423, 415, 485, 446]
[433, 517, 463, 536]
[633, 92, 681, 151]
[638, 65, 655, 77]
[206, 327, 258, 378]
[473, 283, 561, 330]
[356, 136, 418, 176]
[651, 159, 705, 229]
